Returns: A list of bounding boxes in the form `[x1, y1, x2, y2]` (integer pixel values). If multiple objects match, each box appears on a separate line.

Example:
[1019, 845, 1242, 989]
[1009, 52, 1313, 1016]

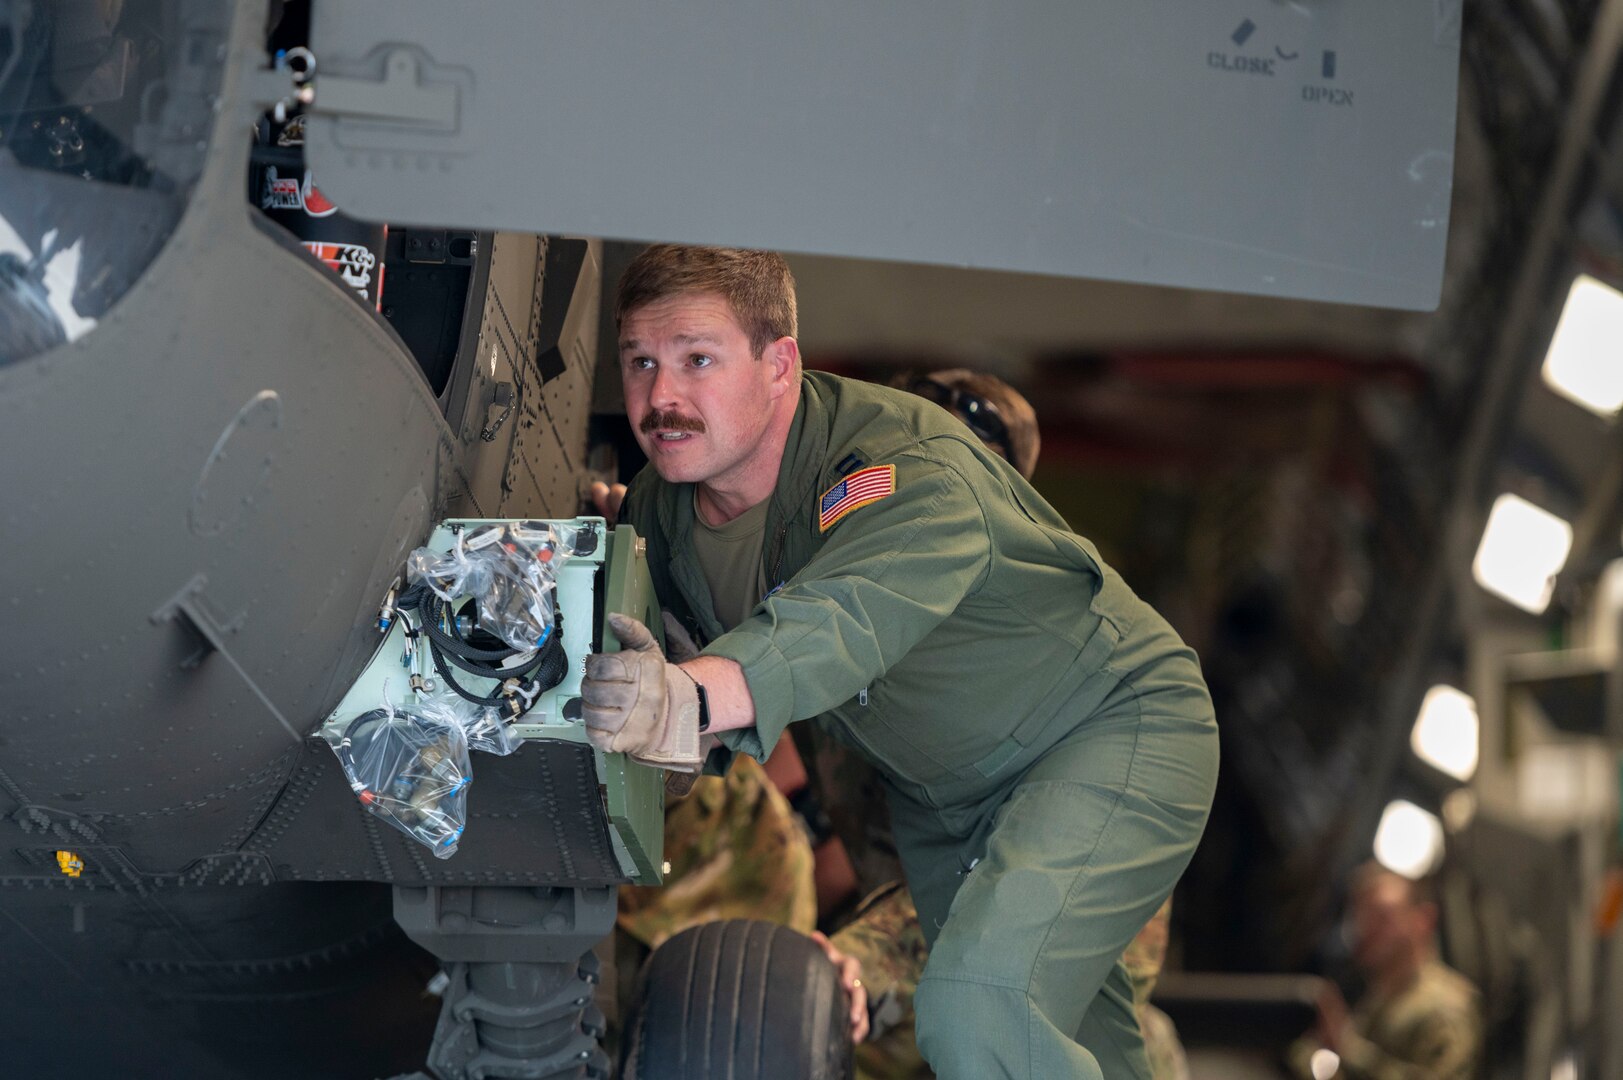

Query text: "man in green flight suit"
[829, 368, 1192, 1080]
[581, 244, 1220, 1079]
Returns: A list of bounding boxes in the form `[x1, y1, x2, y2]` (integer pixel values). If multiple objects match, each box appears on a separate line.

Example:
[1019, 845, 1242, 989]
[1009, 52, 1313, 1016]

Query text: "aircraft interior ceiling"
[4, 0, 1623, 1076]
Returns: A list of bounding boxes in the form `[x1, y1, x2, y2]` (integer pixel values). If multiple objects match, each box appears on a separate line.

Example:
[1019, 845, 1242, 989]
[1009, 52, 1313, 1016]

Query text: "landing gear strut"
[392, 885, 616, 1079]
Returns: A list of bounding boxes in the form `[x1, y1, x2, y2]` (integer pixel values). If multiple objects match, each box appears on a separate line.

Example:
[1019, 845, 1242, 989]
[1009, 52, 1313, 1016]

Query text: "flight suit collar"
[762, 377, 829, 585]
[651, 486, 718, 642]
[651, 377, 827, 643]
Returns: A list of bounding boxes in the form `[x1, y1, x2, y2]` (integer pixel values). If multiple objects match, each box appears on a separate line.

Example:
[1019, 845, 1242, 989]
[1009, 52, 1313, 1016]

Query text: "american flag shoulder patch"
[818, 464, 897, 532]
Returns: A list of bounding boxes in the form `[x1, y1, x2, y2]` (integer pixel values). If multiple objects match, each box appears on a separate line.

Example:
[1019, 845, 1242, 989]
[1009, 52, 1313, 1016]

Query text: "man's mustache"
[641, 410, 706, 435]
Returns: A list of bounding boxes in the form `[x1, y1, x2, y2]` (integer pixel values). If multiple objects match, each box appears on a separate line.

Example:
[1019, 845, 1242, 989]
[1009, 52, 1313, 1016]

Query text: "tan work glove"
[658, 612, 705, 796]
[583, 613, 703, 772]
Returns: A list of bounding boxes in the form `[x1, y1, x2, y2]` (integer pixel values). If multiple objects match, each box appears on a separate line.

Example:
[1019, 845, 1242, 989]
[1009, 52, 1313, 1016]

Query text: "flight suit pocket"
[965, 608, 1123, 783]
[818, 698, 947, 797]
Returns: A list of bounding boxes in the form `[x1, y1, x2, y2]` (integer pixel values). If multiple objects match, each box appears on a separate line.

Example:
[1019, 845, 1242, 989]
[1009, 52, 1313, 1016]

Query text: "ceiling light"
[1442, 788, 1478, 833]
[1310, 1050, 1341, 1080]
[1373, 800, 1444, 879]
[1410, 685, 1480, 782]
[1542, 275, 1623, 417]
[1472, 494, 1573, 614]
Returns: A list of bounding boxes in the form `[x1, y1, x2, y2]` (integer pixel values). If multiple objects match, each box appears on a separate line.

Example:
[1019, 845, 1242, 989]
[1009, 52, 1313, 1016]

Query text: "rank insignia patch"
[818, 464, 896, 532]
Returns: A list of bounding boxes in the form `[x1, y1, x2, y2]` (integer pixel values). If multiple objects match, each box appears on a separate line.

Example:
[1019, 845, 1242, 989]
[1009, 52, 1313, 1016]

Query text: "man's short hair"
[1351, 861, 1437, 909]
[615, 244, 798, 360]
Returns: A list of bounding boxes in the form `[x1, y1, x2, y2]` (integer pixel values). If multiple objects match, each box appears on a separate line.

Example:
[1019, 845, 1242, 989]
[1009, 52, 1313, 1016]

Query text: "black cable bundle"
[395, 581, 566, 718]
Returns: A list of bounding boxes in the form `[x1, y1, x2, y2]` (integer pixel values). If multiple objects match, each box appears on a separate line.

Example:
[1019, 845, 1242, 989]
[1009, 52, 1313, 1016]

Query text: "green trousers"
[906, 638, 1219, 1079]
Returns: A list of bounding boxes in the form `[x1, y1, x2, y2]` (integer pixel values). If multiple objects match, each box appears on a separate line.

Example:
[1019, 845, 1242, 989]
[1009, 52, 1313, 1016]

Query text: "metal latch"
[245, 47, 458, 130]
[309, 48, 458, 130]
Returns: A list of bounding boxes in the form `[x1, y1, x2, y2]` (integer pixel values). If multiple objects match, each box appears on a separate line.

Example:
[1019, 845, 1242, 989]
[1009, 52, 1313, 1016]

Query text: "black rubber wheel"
[620, 919, 854, 1080]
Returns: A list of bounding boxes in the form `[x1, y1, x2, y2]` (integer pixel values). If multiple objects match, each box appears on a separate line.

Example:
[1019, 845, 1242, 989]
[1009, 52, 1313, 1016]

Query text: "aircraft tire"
[621, 919, 854, 1080]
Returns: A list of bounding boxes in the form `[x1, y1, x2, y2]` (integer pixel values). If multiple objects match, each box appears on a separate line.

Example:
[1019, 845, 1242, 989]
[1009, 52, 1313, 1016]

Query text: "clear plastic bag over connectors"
[436, 693, 523, 757]
[325, 696, 472, 859]
[405, 521, 582, 651]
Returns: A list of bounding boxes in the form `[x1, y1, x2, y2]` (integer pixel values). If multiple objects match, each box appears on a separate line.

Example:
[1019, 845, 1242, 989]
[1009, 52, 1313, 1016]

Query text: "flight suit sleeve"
[700, 452, 992, 761]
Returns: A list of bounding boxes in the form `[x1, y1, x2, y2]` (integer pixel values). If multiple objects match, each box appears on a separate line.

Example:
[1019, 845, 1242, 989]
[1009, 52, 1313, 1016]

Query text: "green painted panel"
[598, 525, 667, 884]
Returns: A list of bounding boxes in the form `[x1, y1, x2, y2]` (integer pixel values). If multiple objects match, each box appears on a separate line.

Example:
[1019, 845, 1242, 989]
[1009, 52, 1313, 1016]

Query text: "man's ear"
[764, 336, 800, 394]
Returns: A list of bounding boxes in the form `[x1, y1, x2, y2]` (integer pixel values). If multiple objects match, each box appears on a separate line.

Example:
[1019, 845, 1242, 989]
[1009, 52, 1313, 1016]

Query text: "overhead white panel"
[304, 1, 1460, 310]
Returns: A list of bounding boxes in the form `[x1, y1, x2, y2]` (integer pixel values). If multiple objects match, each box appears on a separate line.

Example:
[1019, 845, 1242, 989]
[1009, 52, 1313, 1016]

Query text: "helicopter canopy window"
[0, 0, 225, 368]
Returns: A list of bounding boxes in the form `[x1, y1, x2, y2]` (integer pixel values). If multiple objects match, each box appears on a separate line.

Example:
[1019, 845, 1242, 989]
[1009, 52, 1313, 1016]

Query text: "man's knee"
[915, 976, 1113, 1080]
[915, 976, 1022, 1076]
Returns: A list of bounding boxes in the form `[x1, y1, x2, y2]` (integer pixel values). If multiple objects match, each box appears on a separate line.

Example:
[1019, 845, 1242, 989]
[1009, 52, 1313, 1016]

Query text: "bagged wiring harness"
[393, 581, 565, 719]
[406, 521, 580, 650]
[326, 521, 587, 856]
[396, 521, 579, 721]
[325, 697, 472, 858]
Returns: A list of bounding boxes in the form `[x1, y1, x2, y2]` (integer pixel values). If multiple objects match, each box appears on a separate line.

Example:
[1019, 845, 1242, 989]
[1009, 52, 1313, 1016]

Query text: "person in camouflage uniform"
[616, 754, 817, 948]
[1121, 899, 1191, 1080]
[1288, 864, 1482, 1080]
[829, 883, 932, 1077]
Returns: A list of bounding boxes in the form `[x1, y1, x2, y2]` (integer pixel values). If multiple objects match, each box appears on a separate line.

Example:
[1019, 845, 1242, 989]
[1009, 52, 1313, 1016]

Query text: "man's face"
[618, 292, 793, 488]
[1350, 875, 1421, 976]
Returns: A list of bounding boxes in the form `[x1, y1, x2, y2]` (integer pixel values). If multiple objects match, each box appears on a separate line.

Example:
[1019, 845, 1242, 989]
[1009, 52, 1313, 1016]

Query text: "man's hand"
[1314, 978, 1351, 1053]
[588, 481, 628, 522]
[582, 613, 703, 772]
[810, 931, 870, 1044]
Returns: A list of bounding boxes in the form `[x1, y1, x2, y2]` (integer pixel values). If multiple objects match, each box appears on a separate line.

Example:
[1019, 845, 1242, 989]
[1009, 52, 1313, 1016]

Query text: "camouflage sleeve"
[830, 883, 929, 1036]
[1338, 1004, 1482, 1080]
[1137, 1003, 1191, 1080]
[616, 756, 816, 948]
[1121, 898, 1175, 1007]
[831, 883, 934, 1080]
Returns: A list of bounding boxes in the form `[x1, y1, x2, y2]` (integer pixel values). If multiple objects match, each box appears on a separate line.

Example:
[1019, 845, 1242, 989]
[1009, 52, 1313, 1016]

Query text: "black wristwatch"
[693, 678, 711, 732]
[681, 668, 711, 732]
